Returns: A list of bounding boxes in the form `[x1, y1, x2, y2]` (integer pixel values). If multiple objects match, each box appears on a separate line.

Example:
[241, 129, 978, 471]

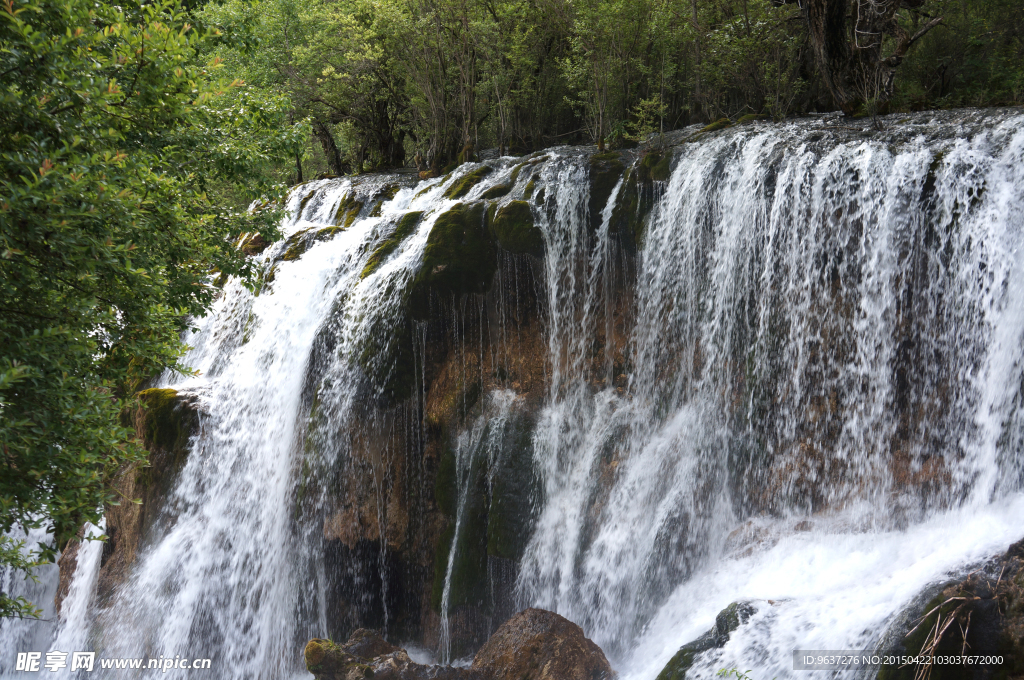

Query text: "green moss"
[589, 152, 625, 229]
[314, 226, 343, 242]
[508, 164, 525, 187]
[655, 602, 754, 680]
[356, 294, 416, 403]
[280, 228, 312, 261]
[639, 151, 672, 182]
[253, 264, 278, 297]
[212, 270, 229, 288]
[378, 184, 401, 201]
[435, 448, 458, 517]
[334, 194, 364, 228]
[491, 201, 543, 257]
[486, 424, 539, 560]
[239, 232, 271, 256]
[137, 388, 195, 455]
[297, 188, 316, 215]
[409, 202, 496, 319]
[480, 183, 512, 199]
[369, 201, 384, 217]
[444, 166, 493, 199]
[737, 113, 767, 124]
[700, 118, 733, 133]
[360, 211, 424, 279]
[523, 176, 537, 199]
[655, 646, 698, 680]
[431, 448, 490, 612]
[534, 187, 545, 205]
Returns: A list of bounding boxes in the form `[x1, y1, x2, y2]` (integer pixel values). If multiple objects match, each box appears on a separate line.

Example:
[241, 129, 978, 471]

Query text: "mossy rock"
[480, 183, 512, 200]
[877, 576, 1019, 680]
[361, 211, 424, 279]
[253, 264, 278, 297]
[444, 166, 493, 199]
[487, 423, 540, 560]
[356, 298, 416, 404]
[655, 602, 755, 680]
[367, 184, 401, 217]
[280, 228, 313, 261]
[700, 118, 733, 133]
[491, 201, 544, 257]
[523, 176, 538, 200]
[409, 202, 496, 320]
[508, 163, 526, 187]
[296, 188, 317, 216]
[311, 225, 344, 241]
[376, 183, 401, 201]
[431, 447, 490, 612]
[534, 186, 545, 205]
[589, 151, 625, 230]
[303, 639, 373, 679]
[335, 194, 364, 228]
[737, 113, 767, 125]
[638, 151, 672, 182]
[239, 232, 271, 257]
[435, 447, 459, 517]
[136, 388, 197, 455]
[212, 270, 229, 288]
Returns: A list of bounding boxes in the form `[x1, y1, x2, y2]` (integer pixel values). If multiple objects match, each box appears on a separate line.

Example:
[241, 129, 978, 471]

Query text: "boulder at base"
[471, 608, 614, 680]
[305, 629, 476, 680]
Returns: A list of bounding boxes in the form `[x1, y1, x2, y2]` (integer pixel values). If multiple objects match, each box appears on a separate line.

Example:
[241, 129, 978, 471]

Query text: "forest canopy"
[0, 0, 301, 617]
[199, 0, 1023, 176]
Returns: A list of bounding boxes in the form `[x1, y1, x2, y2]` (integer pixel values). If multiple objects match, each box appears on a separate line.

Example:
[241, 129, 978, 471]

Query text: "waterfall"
[4, 108, 1023, 680]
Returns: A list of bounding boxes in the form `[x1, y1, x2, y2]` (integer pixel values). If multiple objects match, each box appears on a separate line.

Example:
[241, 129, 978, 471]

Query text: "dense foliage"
[201, 0, 1023, 174]
[0, 0, 301, 617]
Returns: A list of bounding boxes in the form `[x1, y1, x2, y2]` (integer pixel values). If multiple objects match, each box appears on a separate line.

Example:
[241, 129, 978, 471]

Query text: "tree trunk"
[803, 0, 942, 114]
[313, 120, 347, 176]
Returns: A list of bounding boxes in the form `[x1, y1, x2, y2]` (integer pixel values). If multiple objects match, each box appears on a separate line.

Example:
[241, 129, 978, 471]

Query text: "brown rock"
[371, 650, 478, 680]
[305, 630, 478, 680]
[471, 608, 614, 680]
[339, 628, 400, 660]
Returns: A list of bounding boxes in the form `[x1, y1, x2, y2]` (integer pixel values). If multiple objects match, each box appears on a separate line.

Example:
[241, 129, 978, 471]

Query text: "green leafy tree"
[0, 0, 302, 617]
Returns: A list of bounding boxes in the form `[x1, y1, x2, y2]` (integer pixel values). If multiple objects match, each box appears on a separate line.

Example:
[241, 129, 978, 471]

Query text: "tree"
[0, 0, 301, 617]
[803, 0, 943, 113]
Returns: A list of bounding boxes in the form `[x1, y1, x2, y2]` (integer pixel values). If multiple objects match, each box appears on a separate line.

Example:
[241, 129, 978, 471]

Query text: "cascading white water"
[517, 109, 1024, 676]
[6, 108, 1023, 680]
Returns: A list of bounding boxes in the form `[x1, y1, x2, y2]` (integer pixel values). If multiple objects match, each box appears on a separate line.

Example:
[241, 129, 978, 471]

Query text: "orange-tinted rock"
[472, 608, 614, 680]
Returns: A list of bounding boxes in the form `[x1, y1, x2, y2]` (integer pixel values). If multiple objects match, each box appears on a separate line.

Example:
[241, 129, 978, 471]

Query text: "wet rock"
[490, 201, 543, 257]
[340, 628, 401, 660]
[588, 151, 625, 231]
[239, 232, 271, 256]
[305, 630, 477, 680]
[876, 538, 1024, 680]
[445, 166, 493, 199]
[362, 211, 424, 279]
[77, 389, 201, 606]
[409, 202, 496, 320]
[655, 602, 756, 680]
[471, 608, 614, 680]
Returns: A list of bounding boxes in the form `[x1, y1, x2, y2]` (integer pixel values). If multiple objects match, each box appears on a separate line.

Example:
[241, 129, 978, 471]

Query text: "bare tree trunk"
[804, 0, 942, 114]
[313, 120, 347, 176]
